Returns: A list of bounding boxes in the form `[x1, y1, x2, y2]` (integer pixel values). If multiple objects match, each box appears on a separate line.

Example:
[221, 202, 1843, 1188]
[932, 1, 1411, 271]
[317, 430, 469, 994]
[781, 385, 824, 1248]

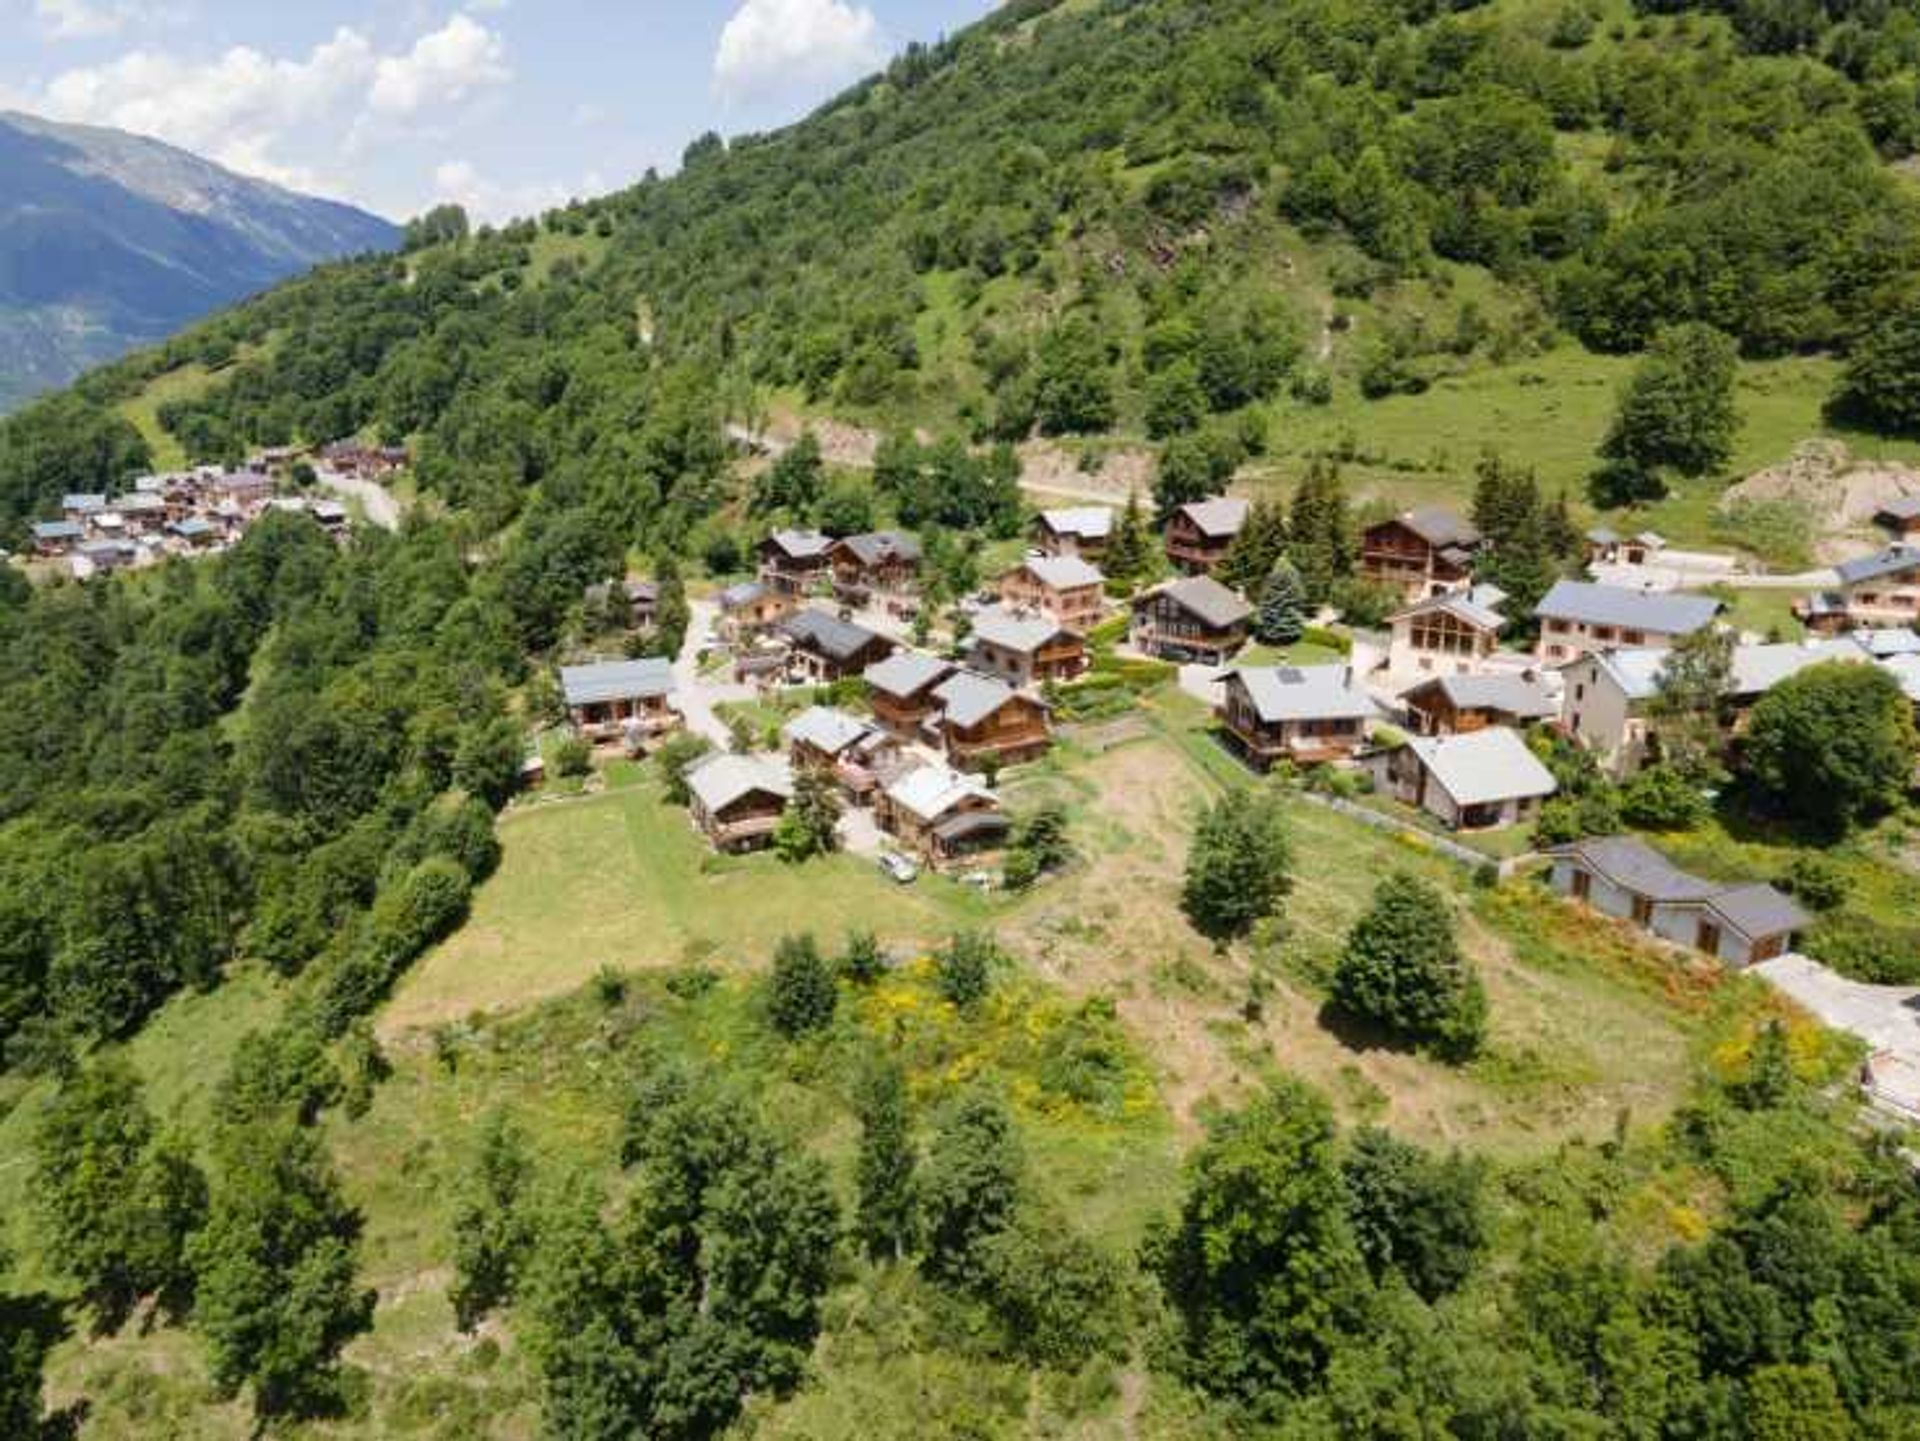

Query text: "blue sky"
[0, 1, 996, 220]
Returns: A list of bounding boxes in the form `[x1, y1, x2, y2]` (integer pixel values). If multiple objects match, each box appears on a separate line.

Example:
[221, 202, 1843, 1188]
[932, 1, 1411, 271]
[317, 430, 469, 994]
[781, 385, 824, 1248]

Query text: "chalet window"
[1574, 684, 1586, 702]
[1594, 626, 1616, 642]
[1621, 630, 1644, 644]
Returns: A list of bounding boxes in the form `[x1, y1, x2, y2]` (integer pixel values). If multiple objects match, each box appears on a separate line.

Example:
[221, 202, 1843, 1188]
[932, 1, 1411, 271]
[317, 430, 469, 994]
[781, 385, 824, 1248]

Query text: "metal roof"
[970, 605, 1074, 655]
[1015, 554, 1104, 590]
[1232, 664, 1380, 724]
[1405, 728, 1557, 807]
[863, 651, 952, 698]
[1877, 496, 1920, 521]
[934, 670, 1024, 729]
[1038, 506, 1114, 539]
[1390, 591, 1505, 632]
[783, 706, 873, 756]
[1850, 628, 1920, 658]
[1387, 507, 1481, 549]
[1727, 640, 1867, 697]
[1138, 574, 1252, 630]
[1836, 545, 1920, 587]
[720, 580, 769, 609]
[61, 493, 106, 512]
[885, 764, 997, 823]
[778, 609, 888, 662]
[1706, 884, 1811, 941]
[1177, 497, 1249, 538]
[685, 753, 792, 813]
[834, 530, 921, 566]
[31, 520, 83, 540]
[559, 658, 675, 707]
[1407, 672, 1555, 718]
[766, 529, 834, 560]
[1535, 580, 1721, 636]
[1548, 835, 1722, 903]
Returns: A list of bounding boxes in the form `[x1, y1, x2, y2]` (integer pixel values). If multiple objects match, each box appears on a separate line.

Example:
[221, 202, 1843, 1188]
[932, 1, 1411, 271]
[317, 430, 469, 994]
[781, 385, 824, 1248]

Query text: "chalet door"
[1696, 921, 1722, 956]
[1631, 897, 1653, 927]
[1570, 870, 1591, 902]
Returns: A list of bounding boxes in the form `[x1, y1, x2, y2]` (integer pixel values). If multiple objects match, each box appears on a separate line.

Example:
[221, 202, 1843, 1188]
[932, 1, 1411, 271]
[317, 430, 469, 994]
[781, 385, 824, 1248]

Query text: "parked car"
[878, 851, 920, 885]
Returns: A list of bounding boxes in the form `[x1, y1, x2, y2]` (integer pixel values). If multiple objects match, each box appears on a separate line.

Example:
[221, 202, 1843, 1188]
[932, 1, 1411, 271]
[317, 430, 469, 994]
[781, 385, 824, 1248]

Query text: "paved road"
[315, 467, 402, 532]
[1753, 955, 1920, 1060]
[671, 598, 756, 745]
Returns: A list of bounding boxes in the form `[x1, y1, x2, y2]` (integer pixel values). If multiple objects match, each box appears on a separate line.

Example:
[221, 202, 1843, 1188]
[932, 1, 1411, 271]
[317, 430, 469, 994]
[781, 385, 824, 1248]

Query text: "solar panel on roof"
[1277, 668, 1304, 684]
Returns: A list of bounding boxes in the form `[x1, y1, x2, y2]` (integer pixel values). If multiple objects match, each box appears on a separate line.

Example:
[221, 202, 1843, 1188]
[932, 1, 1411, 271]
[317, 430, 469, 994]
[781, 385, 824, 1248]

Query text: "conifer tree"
[855, 1056, 918, 1260]
[1255, 559, 1309, 645]
[1287, 457, 1353, 605]
[1106, 490, 1157, 588]
[1330, 874, 1486, 1061]
[1218, 498, 1288, 594]
[768, 933, 838, 1037]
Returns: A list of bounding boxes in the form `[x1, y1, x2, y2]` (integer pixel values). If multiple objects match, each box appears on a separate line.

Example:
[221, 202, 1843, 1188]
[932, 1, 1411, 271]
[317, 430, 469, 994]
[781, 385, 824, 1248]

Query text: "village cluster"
[551, 491, 1920, 974]
[11, 440, 406, 578]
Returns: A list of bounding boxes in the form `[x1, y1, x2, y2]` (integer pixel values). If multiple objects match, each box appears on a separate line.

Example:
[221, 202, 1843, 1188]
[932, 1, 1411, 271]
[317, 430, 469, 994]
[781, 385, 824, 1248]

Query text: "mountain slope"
[0, 111, 398, 411]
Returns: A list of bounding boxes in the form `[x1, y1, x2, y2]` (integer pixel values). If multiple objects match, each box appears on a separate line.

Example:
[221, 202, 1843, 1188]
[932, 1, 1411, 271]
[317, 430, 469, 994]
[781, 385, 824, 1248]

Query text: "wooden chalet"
[1032, 506, 1114, 561]
[1164, 497, 1249, 575]
[776, 609, 895, 683]
[718, 581, 796, 642]
[759, 530, 835, 594]
[782, 706, 893, 804]
[968, 606, 1087, 687]
[684, 754, 793, 853]
[1218, 664, 1381, 770]
[998, 555, 1105, 634]
[1385, 590, 1506, 679]
[30, 520, 84, 556]
[1875, 498, 1920, 539]
[863, 652, 956, 740]
[1586, 528, 1667, 567]
[1366, 727, 1557, 832]
[1360, 508, 1483, 603]
[1798, 545, 1920, 635]
[1129, 575, 1252, 664]
[1400, 673, 1556, 736]
[876, 764, 1009, 865]
[931, 671, 1052, 769]
[560, 658, 679, 746]
[830, 531, 921, 602]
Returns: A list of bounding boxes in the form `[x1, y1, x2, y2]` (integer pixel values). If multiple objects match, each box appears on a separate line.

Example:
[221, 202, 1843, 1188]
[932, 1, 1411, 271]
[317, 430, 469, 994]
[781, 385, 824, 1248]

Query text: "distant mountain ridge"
[0, 111, 398, 411]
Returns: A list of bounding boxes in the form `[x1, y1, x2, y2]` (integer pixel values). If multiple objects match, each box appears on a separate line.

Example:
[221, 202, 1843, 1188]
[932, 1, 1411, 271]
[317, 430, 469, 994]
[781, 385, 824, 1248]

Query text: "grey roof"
[1390, 507, 1481, 549]
[560, 658, 675, 707]
[1390, 591, 1505, 633]
[1407, 672, 1555, 719]
[863, 650, 953, 698]
[168, 517, 216, 538]
[61, 493, 106, 513]
[766, 529, 834, 561]
[1535, 580, 1721, 637]
[1177, 497, 1249, 538]
[934, 670, 1026, 729]
[1141, 574, 1252, 630]
[1405, 728, 1557, 807]
[971, 605, 1075, 655]
[116, 493, 167, 513]
[933, 810, 1012, 845]
[1879, 654, 1920, 703]
[685, 753, 792, 813]
[1549, 836, 1722, 903]
[885, 763, 997, 823]
[1877, 496, 1920, 521]
[1584, 641, 1866, 704]
[778, 609, 889, 663]
[1232, 664, 1381, 724]
[783, 706, 873, 756]
[1851, 628, 1920, 658]
[1015, 554, 1104, 590]
[31, 520, 83, 541]
[1038, 506, 1114, 540]
[835, 530, 921, 567]
[1707, 884, 1811, 941]
[720, 580, 769, 609]
[1836, 545, 1920, 587]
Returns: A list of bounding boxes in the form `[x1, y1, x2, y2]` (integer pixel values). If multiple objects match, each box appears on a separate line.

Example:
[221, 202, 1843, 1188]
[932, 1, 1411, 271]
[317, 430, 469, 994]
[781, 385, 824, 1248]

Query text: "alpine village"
[6, 1, 1920, 1437]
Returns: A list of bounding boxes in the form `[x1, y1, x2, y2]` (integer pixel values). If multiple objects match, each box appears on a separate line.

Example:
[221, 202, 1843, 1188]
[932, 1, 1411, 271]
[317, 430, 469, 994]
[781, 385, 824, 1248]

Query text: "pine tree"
[768, 933, 838, 1037]
[649, 556, 690, 661]
[1106, 489, 1156, 588]
[1287, 456, 1353, 606]
[775, 767, 843, 862]
[449, 1110, 537, 1331]
[854, 1056, 918, 1260]
[1181, 789, 1293, 946]
[1330, 874, 1486, 1061]
[1218, 498, 1288, 594]
[1255, 559, 1308, 646]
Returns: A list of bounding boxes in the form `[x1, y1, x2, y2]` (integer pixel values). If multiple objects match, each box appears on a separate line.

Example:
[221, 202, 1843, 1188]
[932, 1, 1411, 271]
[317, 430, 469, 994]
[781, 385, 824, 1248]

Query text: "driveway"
[1752, 955, 1920, 1059]
[671, 599, 757, 746]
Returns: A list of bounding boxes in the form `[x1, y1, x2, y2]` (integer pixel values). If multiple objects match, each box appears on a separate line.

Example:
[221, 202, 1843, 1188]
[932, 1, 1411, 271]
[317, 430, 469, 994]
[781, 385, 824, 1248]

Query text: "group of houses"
[19, 447, 371, 579]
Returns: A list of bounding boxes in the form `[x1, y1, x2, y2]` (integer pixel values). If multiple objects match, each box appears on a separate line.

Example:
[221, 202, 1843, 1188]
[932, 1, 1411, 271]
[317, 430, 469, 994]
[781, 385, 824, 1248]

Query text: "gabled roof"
[1587, 527, 1621, 545]
[1405, 728, 1557, 807]
[1377, 506, 1481, 550]
[1404, 672, 1555, 719]
[885, 764, 997, 823]
[1231, 664, 1380, 724]
[934, 670, 1032, 729]
[970, 605, 1076, 656]
[1013, 554, 1104, 590]
[864, 650, 953, 699]
[778, 609, 888, 662]
[1175, 497, 1249, 538]
[764, 529, 834, 561]
[168, 517, 216, 538]
[31, 520, 83, 541]
[559, 658, 675, 707]
[783, 706, 873, 757]
[1038, 506, 1114, 540]
[1878, 654, 1920, 703]
[834, 530, 921, 567]
[1876, 496, 1920, 522]
[685, 753, 792, 813]
[1137, 574, 1252, 630]
[1727, 640, 1866, 697]
[1707, 884, 1811, 941]
[1535, 580, 1721, 636]
[1548, 835, 1722, 903]
[720, 580, 770, 609]
[1850, 628, 1920, 659]
[1836, 544, 1920, 587]
[61, 493, 107, 513]
[1389, 591, 1505, 633]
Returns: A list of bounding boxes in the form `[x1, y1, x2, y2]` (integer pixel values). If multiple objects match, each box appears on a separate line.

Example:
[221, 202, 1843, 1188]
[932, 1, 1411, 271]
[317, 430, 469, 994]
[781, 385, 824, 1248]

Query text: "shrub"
[1777, 854, 1850, 912]
[1330, 874, 1486, 1060]
[768, 933, 838, 1037]
[936, 931, 1000, 1011]
[1802, 913, 1920, 984]
[1619, 765, 1709, 831]
[840, 929, 888, 985]
[549, 734, 592, 778]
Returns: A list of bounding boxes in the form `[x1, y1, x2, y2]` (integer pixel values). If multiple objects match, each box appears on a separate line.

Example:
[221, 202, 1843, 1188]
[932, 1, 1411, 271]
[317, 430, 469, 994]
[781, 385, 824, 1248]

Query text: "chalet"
[586, 578, 660, 632]
[210, 470, 274, 507]
[560, 658, 679, 746]
[30, 520, 83, 556]
[830, 531, 921, 601]
[1546, 835, 1808, 967]
[684, 753, 792, 853]
[1401, 673, 1556, 737]
[1560, 639, 1866, 777]
[1164, 497, 1249, 575]
[1534, 581, 1721, 663]
[998, 555, 1105, 633]
[1852, 628, 1920, 660]
[759, 530, 835, 594]
[321, 442, 409, 477]
[72, 539, 139, 579]
[1033, 506, 1114, 560]
[1218, 665, 1381, 770]
[863, 651, 956, 740]
[1586, 529, 1667, 567]
[876, 764, 1009, 865]
[1798, 545, 1920, 634]
[1874, 497, 1920, 538]
[1129, 575, 1252, 665]
[1360, 508, 1483, 602]
[967, 606, 1087, 687]
[116, 493, 169, 533]
[931, 671, 1052, 769]
[166, 517, 220, 550]
[1385, 590, 1506, 679]
[61, 493, 107, 525]
[782, 706, 892, 804]
[776, 609, 895, 683]
[718, 581, 796, 642]
[311, 500, 349, 534]
[1367, 727, 1557, 831]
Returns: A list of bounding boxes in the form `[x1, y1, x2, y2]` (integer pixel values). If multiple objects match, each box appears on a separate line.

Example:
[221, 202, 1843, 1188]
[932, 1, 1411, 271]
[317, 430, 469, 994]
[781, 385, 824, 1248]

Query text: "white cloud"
[34, 0, 149, 41]
[713, 0, 887, 104]
[19, 13, 511, 208]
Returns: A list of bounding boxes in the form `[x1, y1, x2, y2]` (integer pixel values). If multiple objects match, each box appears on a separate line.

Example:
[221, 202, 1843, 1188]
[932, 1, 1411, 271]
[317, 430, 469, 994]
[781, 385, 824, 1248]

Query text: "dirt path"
[315, 467, 401, 531]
